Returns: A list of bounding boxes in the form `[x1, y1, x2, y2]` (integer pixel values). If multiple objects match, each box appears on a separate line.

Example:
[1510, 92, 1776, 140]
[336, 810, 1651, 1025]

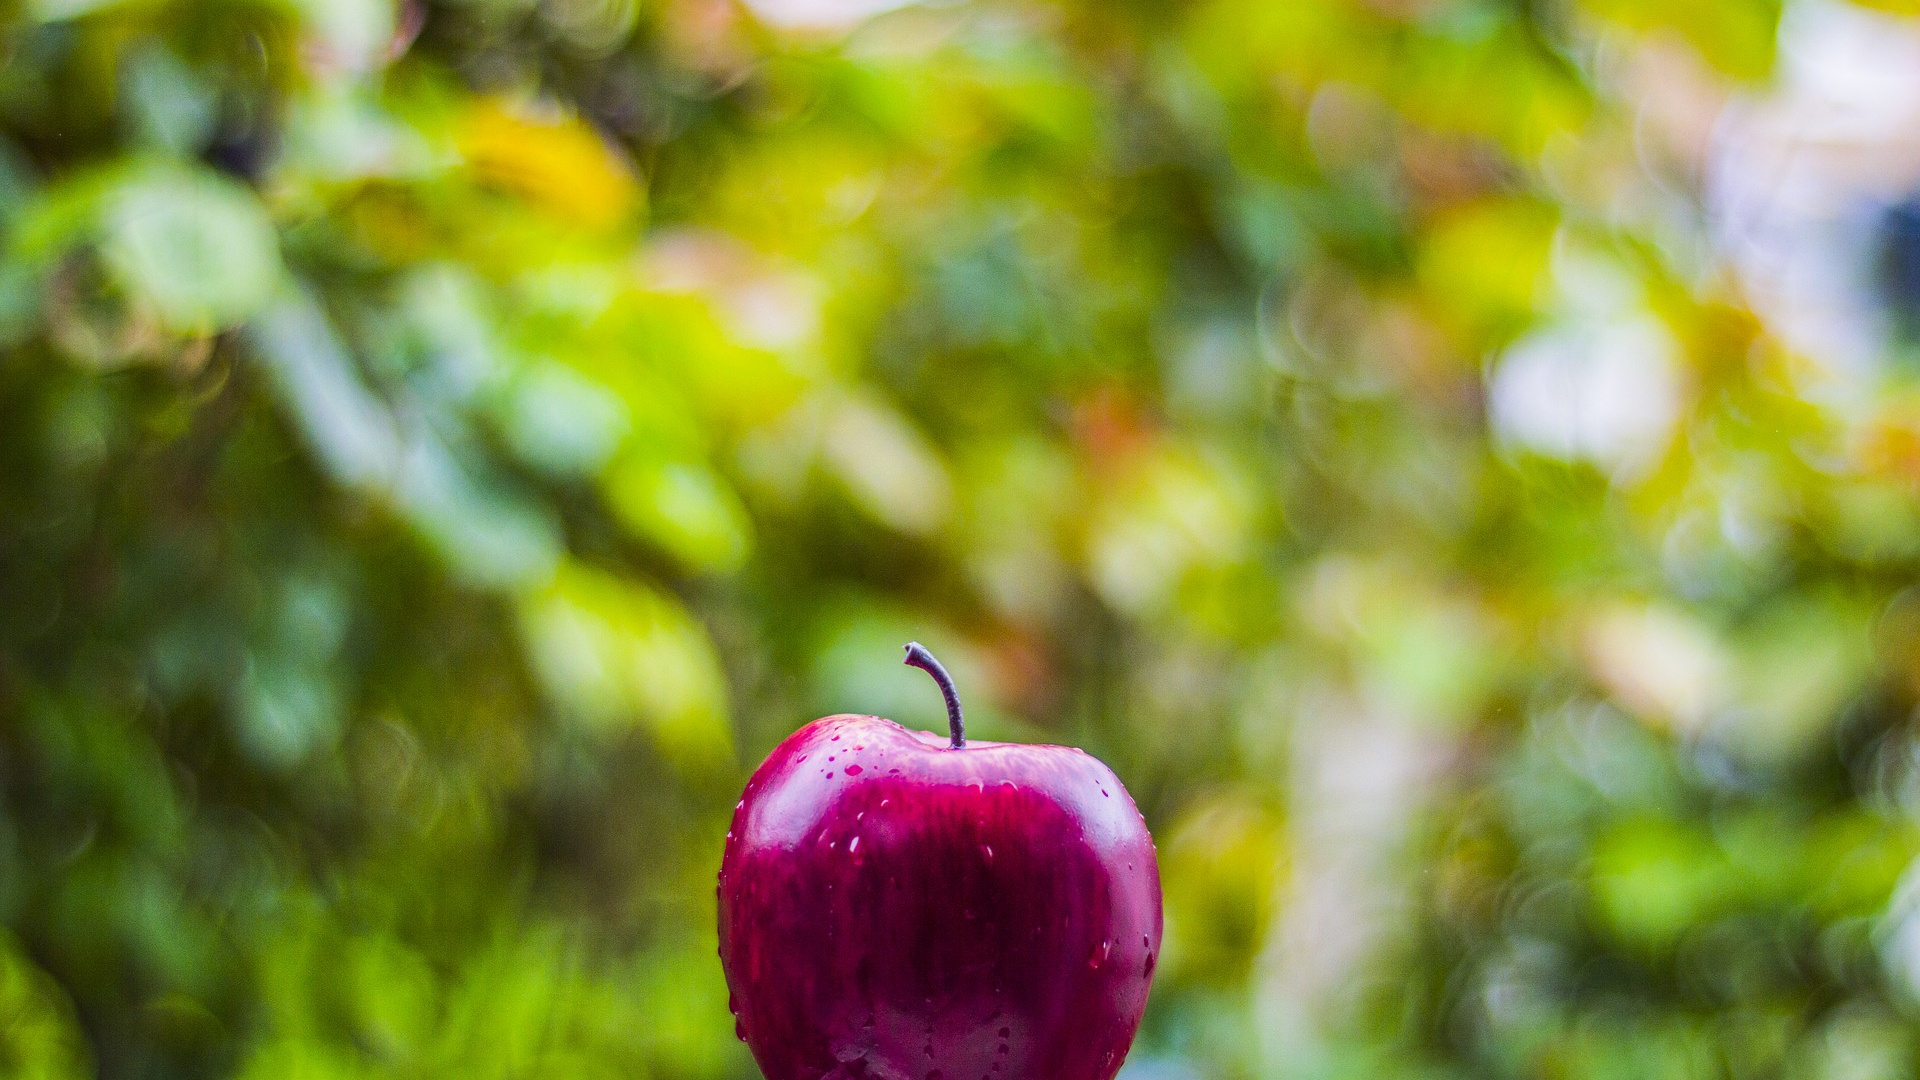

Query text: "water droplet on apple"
[849, 836, 861, 853]
[845, 764, 863, 776]
[1144, 950, 1156, 976]
[998, 1027, 1010, 1039]
[981, 844, 993, 861]
[735, 801, 744, 811]
[735, 1017, 748, 1041]
[831, 734, 841, 741]
[829, 840, 838, 850]
[1142, 934, 1150, 948]
[729, 992, 739, 1015]
[880, 799, 890, 808]
[926, 1070, 942, 1080]
[826, 772, 835, 779]
[1100, 789, 1109, 798]
[1087, 939, 1111, 968]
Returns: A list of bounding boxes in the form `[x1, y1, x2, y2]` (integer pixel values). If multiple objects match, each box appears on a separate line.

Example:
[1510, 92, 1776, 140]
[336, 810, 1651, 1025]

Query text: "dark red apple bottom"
[719, 715, 1163, 1080]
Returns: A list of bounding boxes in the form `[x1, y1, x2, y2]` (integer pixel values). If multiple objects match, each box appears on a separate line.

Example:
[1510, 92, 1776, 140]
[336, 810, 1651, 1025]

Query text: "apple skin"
[719, 714, 1162, 1080]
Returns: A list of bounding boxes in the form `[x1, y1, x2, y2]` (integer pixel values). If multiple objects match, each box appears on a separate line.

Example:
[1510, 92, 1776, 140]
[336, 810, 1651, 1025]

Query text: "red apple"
[719, 643, 1163, 1080]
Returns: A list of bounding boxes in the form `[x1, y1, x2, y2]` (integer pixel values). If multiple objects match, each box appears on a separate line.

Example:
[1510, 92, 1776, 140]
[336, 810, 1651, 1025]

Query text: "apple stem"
[903, 642, 965, 748]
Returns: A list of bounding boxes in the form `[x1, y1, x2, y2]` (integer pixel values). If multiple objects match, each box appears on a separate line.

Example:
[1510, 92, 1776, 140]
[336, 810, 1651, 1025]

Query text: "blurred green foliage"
[4, 0, 1920, 1078]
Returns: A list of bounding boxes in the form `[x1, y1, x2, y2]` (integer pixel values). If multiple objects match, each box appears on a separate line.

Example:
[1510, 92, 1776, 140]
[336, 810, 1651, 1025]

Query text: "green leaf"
[518, 560, 733, 763]
[101, 163, 280, 333]
[604, 456, 753, 573]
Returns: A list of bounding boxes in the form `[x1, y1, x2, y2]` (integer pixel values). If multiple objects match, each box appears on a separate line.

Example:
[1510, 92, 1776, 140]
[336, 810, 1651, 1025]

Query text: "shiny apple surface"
[719, 714, 1162, 1080]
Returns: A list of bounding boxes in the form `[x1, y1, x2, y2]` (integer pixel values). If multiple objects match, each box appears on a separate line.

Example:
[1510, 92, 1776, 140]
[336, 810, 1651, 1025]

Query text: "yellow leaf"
[1417, 198, 1557, 343]
[459, 100, 640, 230]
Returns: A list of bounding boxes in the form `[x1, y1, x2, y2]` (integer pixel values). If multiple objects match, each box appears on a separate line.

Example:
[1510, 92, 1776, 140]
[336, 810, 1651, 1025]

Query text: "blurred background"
[12, 0, 1920, 1076]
